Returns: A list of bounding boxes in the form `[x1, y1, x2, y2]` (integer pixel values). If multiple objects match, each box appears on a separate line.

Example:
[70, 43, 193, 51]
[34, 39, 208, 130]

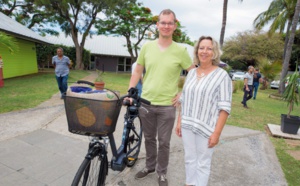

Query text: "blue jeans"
[253, 82, 259, 99]
[242, 85, 253, 106]
[55, 75, 68, 95]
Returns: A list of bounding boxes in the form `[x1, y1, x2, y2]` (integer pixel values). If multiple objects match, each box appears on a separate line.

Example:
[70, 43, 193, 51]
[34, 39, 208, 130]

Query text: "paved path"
[0, 72, 287, 186]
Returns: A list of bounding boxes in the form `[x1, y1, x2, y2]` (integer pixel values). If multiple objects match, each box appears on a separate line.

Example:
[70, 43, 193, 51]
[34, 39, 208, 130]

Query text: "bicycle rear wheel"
[126, 116, 142, 167]
[72, 153, 108, 186]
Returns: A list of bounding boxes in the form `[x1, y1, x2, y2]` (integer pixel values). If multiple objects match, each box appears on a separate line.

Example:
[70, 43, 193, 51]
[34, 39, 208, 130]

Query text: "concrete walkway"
[0, 72, 287, 186]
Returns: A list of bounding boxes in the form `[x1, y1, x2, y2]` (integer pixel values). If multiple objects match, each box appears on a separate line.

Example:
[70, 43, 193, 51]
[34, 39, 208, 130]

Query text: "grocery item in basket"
[70, 86, 92, 93]
[105, 117, 112, 126]
[76, 106, 96, 127]
[67, 88, 119, 101]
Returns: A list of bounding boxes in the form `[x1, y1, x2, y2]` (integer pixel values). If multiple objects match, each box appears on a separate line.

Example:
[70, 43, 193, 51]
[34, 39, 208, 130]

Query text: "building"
[46, 34, 195, 73]
[0, 12, 52, 79]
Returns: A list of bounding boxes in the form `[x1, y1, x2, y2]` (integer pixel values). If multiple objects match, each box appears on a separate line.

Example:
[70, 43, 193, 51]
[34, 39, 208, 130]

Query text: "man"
[241, 66, 254, 108]
[129, 9, 194, 186]
[52, 47, 71, 99]
[252, 68, 262, 100]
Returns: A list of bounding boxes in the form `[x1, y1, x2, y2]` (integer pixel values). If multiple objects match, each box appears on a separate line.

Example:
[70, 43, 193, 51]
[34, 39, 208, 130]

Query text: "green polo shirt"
[137, 40, 192, 105]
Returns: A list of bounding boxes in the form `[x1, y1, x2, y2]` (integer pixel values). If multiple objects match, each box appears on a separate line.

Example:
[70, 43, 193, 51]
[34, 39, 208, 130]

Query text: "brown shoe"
[158, 174, 168, 186]
[135, 168, 155, 180]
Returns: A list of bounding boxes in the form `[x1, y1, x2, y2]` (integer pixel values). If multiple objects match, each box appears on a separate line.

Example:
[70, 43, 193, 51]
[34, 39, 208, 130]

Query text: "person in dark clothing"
[241, 66, 254, 108]
[252, 68, 262, 100]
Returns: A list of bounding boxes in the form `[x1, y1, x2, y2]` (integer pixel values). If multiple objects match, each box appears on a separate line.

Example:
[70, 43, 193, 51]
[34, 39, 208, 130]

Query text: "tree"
[96, 1, 156, 63]
[34, 0, 127, 70]
[221, 30, 284, 69]
[0, 31, 19, 53]
[0, 0, 59, 36]
[279, 0, 300, 93]
[290, 30, 300, 71]
[258, 57, 282, 89]
[254, 0, 297, 60]
[219, 0, 243, 48]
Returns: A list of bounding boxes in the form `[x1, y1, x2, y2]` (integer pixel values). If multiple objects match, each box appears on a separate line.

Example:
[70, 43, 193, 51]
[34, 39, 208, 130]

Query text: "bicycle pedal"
[128, 157, 135, 161]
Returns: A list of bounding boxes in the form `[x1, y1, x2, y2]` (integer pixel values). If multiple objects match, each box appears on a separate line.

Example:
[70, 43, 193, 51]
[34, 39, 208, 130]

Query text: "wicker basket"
[64, 90, 121, 136]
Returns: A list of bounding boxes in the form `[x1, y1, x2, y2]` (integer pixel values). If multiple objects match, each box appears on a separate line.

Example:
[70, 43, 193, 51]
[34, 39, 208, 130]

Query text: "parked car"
[229, 70, 235, 78]
[270, 78, 300, 92]
[232, 71, 245, 81]
[270, 80, 280, 89]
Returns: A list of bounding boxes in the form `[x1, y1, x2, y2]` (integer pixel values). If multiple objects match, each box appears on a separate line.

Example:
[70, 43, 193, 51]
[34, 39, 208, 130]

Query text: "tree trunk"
[282, 20, 292, 61]
[75, 46, 84, 70]
[219, 0, 228, 48]
[279, 0, 300, 94]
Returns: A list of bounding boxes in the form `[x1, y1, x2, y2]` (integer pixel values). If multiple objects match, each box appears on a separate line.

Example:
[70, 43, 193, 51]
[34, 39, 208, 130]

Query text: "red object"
[0, 68, 3, 87]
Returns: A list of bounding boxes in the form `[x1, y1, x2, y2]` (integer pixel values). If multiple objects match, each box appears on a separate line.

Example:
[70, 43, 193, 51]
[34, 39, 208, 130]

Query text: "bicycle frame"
[69, 85, 150, 185]
[110, 104, 140, 171]
[81, 98, 142, 172]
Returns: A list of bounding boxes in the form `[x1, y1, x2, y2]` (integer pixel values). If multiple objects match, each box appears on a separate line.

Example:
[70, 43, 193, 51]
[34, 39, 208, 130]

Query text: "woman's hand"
[175, 120, 182, 137]
[208, 132, 220, 148]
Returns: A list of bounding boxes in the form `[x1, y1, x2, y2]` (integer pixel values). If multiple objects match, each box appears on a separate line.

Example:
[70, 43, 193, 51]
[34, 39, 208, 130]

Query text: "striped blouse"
[180, 67, 232, 138]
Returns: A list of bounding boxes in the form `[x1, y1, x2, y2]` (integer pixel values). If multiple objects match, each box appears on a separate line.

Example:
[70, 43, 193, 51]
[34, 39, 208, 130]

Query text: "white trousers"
[182, 128, 214, 186]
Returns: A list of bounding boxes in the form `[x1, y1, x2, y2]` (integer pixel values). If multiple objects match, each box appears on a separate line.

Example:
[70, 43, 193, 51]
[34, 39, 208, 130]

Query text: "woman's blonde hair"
[193, 36, 222, 66]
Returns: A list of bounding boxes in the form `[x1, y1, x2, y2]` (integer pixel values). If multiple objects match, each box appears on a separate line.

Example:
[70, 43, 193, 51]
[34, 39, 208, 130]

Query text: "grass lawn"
[0, 71, 299, 185]
[0, 69, 90, 113]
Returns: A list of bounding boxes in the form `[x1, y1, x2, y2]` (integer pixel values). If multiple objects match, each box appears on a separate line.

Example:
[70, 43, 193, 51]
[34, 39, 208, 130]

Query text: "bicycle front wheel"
[126, 116, 142, 167]
[72, 154, 108, 186]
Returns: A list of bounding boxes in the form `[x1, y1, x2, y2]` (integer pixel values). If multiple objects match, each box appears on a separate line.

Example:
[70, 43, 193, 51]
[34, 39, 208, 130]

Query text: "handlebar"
[77, 80, 95, 86]
[120, 87, 151, 106]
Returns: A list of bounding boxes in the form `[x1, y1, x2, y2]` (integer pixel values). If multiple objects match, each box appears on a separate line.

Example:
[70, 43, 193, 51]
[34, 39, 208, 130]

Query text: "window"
[91, 55, 95, 62]
[118, 58, 131, 72]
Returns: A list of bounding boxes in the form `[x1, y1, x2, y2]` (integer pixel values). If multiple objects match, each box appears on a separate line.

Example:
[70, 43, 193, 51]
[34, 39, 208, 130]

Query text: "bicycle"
[63, 80, 150, 186]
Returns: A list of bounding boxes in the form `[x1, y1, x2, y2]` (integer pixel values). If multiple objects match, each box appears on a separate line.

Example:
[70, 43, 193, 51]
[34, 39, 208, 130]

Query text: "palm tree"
[0, 31, 19, 53]
[219, 0, 243, 48]
[253, 0, 297, 93]
[258, 57, 281, 89]
[280, 0, 300, 94]
[254, 0, 296, 59]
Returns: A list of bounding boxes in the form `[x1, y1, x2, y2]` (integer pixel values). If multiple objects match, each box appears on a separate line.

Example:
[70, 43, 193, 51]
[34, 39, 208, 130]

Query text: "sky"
[141, 0, 273, 42]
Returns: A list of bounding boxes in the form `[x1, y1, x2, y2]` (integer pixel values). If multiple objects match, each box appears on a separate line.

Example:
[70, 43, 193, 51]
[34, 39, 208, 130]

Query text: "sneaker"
[158, 174, 168, 186]
[135, 168, 155, 180]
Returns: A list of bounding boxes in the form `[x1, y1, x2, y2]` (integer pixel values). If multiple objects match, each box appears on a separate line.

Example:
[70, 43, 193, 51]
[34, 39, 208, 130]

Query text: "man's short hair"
[158, 9, 176, 22]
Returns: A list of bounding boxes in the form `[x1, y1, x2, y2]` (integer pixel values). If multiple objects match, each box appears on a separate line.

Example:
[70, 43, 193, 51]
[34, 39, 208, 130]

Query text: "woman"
[175, 36, 232, 186]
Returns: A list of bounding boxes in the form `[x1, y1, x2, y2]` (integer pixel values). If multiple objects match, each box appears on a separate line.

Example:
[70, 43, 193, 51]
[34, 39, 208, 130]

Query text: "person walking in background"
[52, 47, 71, 99]
[175, 36, 232, 186]
[241, 66, 254, 108]
[129, 9, 194, 186]
[252, 68, 262, 100]
[131, 61, 143, 96]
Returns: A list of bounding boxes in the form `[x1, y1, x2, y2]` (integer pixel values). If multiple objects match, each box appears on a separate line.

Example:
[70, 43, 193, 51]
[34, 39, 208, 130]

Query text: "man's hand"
[172, 92, 181, 107]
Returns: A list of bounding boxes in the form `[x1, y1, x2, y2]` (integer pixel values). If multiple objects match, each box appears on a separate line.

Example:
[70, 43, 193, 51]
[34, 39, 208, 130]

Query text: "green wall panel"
[0, 38, 38, 79]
